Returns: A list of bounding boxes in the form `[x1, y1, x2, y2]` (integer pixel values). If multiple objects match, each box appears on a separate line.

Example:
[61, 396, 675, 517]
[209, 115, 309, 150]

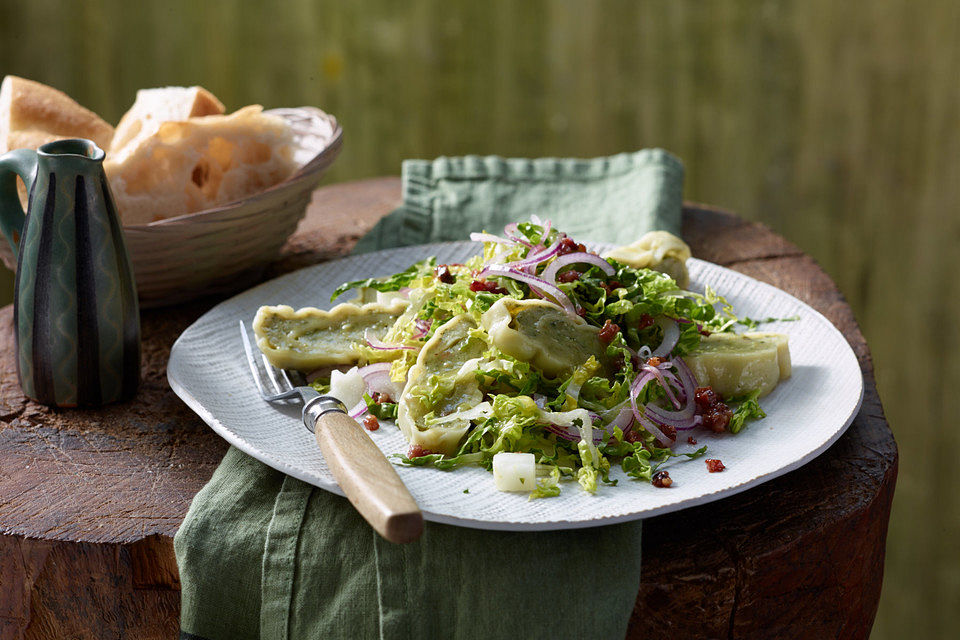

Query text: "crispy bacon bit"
[407, 444, 436, 458]
[702, 404, 733, 432]
[556, 269, 582, 283]
[600, 279, 622, 294]
[695, 387, 718, 411]
[694, 385, 732, 432]
[658, 423, 678, 443]
[434, 265, 455, 284]
[557, 236, 588, 256]
[706, 459, 726, 473]
[576, 306, 587, 317]
[598, 319, 620, 345]
[624, 427, 643, 443]
[469, 279, 507, 295]
[651, 470, 673, 488]
[370, 391, 393, 404]
[646, 356, 665, 367]
[637, 314, 655, 330]
[362, 414, 380, 431]
[687, 436, 698, 445]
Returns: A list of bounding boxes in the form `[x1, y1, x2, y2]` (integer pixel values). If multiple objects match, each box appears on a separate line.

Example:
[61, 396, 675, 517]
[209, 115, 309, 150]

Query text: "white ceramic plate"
[168, 241, 863, 531]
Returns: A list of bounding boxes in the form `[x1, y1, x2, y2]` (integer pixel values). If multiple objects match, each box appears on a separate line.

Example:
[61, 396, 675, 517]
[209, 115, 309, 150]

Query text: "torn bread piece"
[109, 86, 225, 163]
[0, 75, 114, 154]
[105, 105, 299, 223]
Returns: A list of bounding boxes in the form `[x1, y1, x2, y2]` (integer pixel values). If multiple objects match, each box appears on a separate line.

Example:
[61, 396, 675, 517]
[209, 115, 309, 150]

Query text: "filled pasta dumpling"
[480, 298, 608, 379]
[604, 230, 692, 288]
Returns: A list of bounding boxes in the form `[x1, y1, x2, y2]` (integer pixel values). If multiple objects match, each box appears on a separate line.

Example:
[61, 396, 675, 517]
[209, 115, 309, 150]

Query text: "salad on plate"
[252, 219, 791, 498]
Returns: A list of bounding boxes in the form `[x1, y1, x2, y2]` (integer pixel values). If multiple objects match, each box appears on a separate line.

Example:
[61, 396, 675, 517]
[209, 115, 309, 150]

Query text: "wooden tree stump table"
[0, 177, 897, 639]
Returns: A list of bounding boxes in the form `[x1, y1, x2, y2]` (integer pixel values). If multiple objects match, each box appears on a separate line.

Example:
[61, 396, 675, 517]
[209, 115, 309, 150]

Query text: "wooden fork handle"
[313, 411, 424, 544]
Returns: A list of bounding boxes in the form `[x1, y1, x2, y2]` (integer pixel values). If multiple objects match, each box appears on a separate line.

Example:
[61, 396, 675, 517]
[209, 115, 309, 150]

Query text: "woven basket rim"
[121, 106, 342, 230]
[121, 181, 318, 234]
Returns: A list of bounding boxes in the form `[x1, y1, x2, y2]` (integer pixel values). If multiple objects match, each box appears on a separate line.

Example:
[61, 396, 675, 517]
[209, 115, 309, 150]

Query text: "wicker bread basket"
[0, 106, 343, 308]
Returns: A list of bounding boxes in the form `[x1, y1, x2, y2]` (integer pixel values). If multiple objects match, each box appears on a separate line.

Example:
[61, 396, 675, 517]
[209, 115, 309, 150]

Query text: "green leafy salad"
[253, 218, 792, 497]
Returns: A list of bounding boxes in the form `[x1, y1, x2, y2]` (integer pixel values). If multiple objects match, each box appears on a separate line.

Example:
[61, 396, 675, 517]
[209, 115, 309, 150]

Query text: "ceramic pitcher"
[0, 139, 140, 407]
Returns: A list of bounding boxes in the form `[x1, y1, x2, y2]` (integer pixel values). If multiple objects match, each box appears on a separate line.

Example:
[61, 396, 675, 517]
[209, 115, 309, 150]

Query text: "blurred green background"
[1, 0, 956, 636]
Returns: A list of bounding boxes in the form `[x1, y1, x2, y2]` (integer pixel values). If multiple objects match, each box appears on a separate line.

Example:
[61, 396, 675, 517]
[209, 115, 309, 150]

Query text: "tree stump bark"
[0, 178, 896, 639]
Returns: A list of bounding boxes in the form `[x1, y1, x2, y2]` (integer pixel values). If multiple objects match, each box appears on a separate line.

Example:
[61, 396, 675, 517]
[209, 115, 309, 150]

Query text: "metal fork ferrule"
[302, 395, 348, 433]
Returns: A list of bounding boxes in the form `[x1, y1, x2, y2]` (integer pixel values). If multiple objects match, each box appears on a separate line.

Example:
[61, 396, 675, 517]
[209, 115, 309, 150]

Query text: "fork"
[240, 321, 423, 544]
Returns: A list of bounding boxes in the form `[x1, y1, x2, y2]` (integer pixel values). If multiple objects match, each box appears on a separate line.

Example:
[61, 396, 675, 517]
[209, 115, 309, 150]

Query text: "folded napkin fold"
[175, 149, 684, 640]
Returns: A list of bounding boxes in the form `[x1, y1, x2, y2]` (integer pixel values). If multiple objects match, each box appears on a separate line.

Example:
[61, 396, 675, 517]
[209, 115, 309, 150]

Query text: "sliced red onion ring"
[659, 368, 687, 404]
[641, 364, 682, 409]
[364, 330, 417, 351]
[643, 358, 698, 428]
[629, 371, 657, 425]
[356, 363, 397, 400]
[540, 218, 552, 243]
[504, 222, 535, 248]
[627, 357, 703, 442]
[357, 362, 391, 378]
[412, 319, 432, 339]
[636, 413, 675, 446]
[545, 423, 604, 444]
[651, 317, 680, 357]
[607, 404, 635, 431]
[480, 266, 576, 316]
[542, 252, 615, 283]
[348, 399, 368, 419]
[627, 374, 676, 446]
[503, 239, 562, 271]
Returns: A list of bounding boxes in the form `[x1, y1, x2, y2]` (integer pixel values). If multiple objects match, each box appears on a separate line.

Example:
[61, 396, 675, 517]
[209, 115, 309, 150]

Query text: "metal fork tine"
[239, 320, 270, 398]
[279, 367, 296, 391]
[261, 351, 288, 394]
[239, 320, 304, 403]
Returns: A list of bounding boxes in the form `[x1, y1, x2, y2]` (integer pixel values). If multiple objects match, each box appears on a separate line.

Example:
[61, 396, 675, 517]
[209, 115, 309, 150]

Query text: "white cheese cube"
[492, 452, 537, 492]
[329, 367, 366, 409]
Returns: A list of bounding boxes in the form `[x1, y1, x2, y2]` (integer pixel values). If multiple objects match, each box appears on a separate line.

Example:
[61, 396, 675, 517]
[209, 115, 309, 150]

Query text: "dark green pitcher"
[0, 139, 140, 407]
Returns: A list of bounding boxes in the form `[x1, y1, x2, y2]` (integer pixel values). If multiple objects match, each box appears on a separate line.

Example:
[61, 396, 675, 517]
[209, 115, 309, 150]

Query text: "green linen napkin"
[174, 149, 684, 640]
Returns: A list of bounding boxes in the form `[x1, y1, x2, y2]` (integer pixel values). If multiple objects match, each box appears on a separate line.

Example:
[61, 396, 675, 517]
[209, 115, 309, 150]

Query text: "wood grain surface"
[0, 177, 897, 639]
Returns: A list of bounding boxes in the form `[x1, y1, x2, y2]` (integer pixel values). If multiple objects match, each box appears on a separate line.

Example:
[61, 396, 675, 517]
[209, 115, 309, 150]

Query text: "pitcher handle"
[0, 148, 39, 260]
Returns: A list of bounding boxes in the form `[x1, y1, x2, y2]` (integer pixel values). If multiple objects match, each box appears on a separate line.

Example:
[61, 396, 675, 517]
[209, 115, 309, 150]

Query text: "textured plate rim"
[168, 244, 864, 531]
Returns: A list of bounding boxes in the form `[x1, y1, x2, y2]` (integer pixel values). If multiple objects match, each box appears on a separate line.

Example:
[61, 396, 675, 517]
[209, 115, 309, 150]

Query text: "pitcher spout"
[38, 138, 105, 163]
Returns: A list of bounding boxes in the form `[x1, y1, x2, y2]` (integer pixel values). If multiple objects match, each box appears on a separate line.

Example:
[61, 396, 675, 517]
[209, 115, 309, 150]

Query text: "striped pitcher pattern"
[0, 139, 140, 407]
